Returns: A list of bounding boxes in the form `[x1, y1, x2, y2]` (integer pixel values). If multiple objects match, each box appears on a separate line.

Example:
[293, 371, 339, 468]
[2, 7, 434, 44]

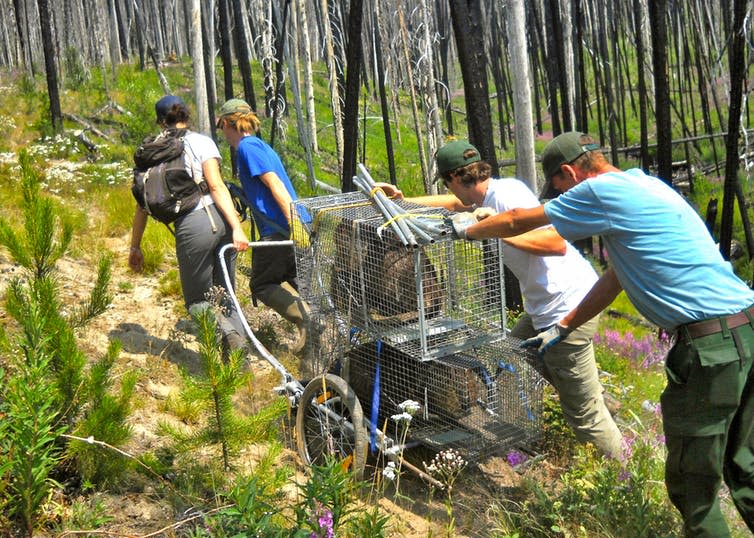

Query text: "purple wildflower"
[618, 468, 632, 483]
[596, 329, 672, 368]
[310, 502, 334, 538]
[506, 449, 528, 468]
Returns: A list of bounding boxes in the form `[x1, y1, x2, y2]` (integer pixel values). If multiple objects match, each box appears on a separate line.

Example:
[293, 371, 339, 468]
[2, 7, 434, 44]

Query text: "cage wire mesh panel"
[290, 190, 545, 460]
[346, 337, 545, 460]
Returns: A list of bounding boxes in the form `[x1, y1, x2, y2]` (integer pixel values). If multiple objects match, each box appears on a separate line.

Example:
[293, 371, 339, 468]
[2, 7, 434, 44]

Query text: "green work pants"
[661, 318, 754, 537]
[511, 313, 623, 457]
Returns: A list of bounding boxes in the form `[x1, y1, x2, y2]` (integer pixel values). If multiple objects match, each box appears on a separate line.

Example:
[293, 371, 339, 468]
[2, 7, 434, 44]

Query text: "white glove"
[521, 323, 572, 355]
[451, 212, 477, 240]
[472, 207, 496, 220]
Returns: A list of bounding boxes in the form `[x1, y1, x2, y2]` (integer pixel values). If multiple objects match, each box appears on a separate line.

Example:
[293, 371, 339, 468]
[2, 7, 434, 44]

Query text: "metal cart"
[221, 184, 546, 482]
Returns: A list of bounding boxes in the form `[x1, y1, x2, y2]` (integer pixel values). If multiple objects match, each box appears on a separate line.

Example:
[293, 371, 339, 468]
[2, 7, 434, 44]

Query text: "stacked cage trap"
[290, 173, 545, 464]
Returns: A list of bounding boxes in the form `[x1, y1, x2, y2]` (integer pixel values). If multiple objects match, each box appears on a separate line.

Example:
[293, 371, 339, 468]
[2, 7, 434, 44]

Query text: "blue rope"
[370, 339, 382, 453]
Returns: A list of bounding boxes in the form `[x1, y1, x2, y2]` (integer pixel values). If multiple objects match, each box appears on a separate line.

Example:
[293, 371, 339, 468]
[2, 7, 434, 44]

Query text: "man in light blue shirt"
[456, 131, 754, 537]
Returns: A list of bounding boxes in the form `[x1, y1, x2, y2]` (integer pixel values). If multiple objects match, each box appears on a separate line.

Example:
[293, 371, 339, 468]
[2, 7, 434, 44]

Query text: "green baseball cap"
[217, 98, 252, 126]
[434, 139, 481, 179]
[540, 131, 600, 198]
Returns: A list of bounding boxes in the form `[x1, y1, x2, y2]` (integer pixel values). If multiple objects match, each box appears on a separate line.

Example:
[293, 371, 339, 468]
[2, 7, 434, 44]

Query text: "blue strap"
[496, 360, 535, 421]
[370, 339, 382, 453]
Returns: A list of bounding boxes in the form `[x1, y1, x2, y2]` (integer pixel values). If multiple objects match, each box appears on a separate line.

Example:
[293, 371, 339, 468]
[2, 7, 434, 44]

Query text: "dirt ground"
[1, 233, 540, 537]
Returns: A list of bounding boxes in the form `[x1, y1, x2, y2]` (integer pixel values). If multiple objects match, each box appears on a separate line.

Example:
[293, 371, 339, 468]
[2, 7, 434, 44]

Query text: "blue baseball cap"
[155, 95, 186, 122]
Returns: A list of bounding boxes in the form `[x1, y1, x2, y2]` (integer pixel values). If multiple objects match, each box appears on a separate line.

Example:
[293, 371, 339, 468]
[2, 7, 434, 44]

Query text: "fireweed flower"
[309, 501, 334, 538]
[594, 329, 672, 368]
[506, 449, 528, 468]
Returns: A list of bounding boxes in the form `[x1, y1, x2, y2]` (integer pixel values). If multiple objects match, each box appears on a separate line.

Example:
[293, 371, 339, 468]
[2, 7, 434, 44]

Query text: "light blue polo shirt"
[543, 168, 754, 330]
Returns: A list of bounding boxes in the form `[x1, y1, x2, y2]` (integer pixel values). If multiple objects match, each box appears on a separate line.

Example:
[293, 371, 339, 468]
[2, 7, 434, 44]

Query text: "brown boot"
[259, 283, 311, 355]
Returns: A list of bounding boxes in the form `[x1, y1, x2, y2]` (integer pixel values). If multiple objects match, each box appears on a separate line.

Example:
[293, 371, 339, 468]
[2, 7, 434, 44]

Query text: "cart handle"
[218, 243, 301, 397]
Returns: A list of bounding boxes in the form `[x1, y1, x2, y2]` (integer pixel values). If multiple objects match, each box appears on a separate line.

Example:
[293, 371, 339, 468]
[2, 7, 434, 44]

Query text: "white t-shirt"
[182, 131, 221, 208]
[483, 178, 598, 329]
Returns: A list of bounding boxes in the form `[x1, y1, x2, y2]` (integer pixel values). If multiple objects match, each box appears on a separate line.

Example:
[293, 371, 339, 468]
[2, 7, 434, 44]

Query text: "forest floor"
[3, 231, 557, 537]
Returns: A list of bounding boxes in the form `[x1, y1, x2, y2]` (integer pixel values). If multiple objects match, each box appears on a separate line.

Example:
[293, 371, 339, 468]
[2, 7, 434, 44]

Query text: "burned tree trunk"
[218, 0, 234, 100]
[649, 0, 672, 185]
[37, 0, 62, 132]
[447, 0, 497, 175]
[373, 5, 396, 185]
[719, 0, 753, 265]
[340, 0, 364, 192]
[231, 0, 257, 109]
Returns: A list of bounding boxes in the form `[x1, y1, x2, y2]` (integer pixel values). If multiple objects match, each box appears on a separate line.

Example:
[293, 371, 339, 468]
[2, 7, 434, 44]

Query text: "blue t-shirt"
[543, 168, 754, 330]
[237, 135, 297, 237]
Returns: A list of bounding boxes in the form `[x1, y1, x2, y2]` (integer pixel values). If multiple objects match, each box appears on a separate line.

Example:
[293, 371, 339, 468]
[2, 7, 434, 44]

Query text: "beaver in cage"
[346, 342, 489, 426]
[330, 219, 443, 325]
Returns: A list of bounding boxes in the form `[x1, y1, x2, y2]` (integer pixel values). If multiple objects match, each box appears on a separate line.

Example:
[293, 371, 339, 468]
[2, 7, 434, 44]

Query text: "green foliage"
[0, 150, 74, 278]
[159, 307, 286, 470]
[63, 47, 91, 89]
[68, 255, 114, 328]
[51, 495, 114, 532]
[2, 310, 65, 536]
[295, 456, 357, 532]
[0, 154, 134, 534]
[158, 268, 182, 297]
[67, 341, 137, 485]
[207, 475, 289, 536]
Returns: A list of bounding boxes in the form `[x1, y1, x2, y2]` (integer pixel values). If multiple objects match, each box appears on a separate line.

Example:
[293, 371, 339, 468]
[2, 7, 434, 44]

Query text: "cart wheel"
[296, 374, 368, 479]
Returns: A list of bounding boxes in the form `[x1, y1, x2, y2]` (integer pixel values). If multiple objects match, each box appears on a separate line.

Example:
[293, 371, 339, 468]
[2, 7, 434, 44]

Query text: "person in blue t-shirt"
[453, 131, 754, 537]
[217, 99, 311, 359]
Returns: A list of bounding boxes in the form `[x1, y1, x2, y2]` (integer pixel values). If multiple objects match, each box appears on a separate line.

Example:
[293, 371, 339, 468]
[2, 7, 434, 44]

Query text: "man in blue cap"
[456, 131, 754, 537]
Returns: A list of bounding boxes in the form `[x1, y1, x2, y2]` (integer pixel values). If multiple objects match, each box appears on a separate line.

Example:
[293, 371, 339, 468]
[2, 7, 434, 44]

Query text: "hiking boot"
[221, 330, 249, 362]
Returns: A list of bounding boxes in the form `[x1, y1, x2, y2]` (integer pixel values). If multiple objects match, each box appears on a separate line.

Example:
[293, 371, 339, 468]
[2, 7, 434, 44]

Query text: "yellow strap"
[311, 200, 372, 232]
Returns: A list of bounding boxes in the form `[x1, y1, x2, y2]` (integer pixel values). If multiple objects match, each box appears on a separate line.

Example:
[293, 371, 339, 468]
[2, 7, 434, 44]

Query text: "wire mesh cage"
[292, 192, 508, 364]
[291, 189, 545, 460]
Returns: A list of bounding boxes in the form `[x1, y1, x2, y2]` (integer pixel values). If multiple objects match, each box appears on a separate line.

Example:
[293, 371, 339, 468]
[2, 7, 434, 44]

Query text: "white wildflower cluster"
[27, 134, 79, 158]
[390, 412, 413, 424]
[0, 115, 16, 131]
[398, 399, 421, 415]
[423, 448, 467, 487]
[391, 399, 422, 424]
[382, 460, 397, 481]
[45, 164, 77, 187]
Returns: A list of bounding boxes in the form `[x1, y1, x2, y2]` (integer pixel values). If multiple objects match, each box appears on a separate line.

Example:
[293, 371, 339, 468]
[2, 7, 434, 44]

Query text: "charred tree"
[231, 0, 257, 109]
[507, 0, 536, 191]
[447, 0, 497, 175]
[649, 0, 672, 185]
[218, 0, 234, 101]
[340, 0, 363, 192]
[633, 0, 650, 170]
[37, 0, 62, 132]
[719, 0, 753, 265]
[373, 5, 396, 185]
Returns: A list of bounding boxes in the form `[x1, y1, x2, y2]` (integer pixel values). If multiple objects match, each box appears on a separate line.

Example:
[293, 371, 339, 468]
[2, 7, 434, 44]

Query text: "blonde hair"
[219, 111, 260, 135]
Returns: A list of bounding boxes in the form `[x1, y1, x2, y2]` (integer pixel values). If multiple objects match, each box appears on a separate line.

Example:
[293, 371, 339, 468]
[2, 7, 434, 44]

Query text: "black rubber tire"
[296, 374, 368, 479]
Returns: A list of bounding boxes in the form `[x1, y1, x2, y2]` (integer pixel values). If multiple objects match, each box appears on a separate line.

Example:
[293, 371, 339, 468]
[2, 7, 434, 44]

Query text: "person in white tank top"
[378, 139, 623, 458]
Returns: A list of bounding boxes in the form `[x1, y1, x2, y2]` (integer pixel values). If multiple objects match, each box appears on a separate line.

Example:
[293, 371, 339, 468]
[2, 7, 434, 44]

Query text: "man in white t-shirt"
[381, 139, 622, 457]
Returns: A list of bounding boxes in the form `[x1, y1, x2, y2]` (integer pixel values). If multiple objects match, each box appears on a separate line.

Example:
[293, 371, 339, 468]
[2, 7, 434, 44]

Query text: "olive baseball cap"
[434, 140, 481, 179]
[216, 98, 253, 126]
[540, 131, 600, 198]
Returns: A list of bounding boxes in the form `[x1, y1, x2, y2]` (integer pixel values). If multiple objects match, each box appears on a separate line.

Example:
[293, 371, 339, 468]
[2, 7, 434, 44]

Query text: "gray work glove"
[450, 212, 477, 240]
[521, 323, 572, 356]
